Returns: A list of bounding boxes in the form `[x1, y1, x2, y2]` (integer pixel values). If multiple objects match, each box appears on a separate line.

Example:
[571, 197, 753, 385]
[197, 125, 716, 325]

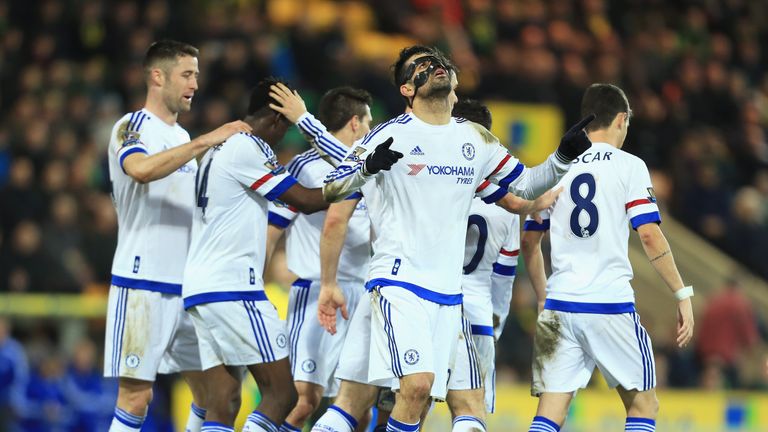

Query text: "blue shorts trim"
[183, 290, 269, 309]
[470, 324, 494, 336]
[544, 299, 635, 314]
[365, 278, 463, 305]
[110, 275, 181, 295]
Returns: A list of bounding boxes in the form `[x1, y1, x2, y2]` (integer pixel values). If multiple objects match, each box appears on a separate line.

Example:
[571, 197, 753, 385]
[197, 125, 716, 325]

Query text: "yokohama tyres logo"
[407, 164, 426, 175]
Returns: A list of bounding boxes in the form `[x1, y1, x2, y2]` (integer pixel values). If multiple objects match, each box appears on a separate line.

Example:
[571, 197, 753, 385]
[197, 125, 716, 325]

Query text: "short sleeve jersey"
[524, 142, 661, 305]
[107, 109, 197, 294]
[326, 113, 526, 304]
[267, 149, 371, 283]
[182, 133, 297, 308]
[462, 198, 520, 327]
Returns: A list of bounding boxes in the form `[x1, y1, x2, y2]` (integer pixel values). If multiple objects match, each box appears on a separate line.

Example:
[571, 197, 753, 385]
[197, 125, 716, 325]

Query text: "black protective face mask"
[398, 55, 453, 107]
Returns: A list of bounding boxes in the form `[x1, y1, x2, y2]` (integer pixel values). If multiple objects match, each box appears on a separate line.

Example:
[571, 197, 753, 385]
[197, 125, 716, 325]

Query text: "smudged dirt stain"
[532, 311, 561, 389]
[121, 290, 150, 377]
[469, 121, 500, 144]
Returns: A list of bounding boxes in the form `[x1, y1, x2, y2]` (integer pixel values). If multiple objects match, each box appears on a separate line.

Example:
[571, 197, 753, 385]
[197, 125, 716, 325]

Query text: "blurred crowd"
[1, 0, 768, 412]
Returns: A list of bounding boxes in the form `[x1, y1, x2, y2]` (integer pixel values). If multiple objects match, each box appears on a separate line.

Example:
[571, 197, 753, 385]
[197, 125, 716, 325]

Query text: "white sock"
[311, 405, 358, 432]
[243, 410, 280, 432]
[385, 417, 419, 432]
[185, 403, 206, 431]
[279, 422, 302, 432]
[109, 407, 145, 431]
[202, 421, 234, 432]
[452, 415, 487, 432]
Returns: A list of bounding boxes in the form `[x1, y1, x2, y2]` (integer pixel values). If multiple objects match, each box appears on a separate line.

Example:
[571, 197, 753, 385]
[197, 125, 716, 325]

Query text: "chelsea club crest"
[461, 142, 475, 161]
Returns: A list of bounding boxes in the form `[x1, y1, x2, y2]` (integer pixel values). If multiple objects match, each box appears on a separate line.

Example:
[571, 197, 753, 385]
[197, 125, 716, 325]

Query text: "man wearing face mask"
[302, 45, 596, 432]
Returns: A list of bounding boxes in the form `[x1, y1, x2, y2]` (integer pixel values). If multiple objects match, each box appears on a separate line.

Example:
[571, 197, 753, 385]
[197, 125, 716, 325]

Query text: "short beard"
[419, 78, 452, 100]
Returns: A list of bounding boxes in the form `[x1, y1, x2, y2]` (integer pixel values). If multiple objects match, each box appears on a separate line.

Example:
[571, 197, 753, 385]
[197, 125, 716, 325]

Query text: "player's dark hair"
[143, 39, 198, 75]
[580, 83, 631, 132]
[247, 77, 293, 120]
[452, 99, 492, 130]
[317, 86, 373, 133]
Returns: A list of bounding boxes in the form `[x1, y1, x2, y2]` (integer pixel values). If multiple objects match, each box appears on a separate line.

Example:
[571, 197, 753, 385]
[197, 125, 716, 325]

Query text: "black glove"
[556, 114, 596, 163]
[364, 137, 403, 174]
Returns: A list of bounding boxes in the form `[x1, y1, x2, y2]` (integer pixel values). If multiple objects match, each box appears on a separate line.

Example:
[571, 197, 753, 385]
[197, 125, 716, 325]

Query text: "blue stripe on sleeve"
[268, 211, 292, 228]
[497, 162, 524, 189]
[345, 191, 363, 200]
[523, 219, 550, 231]
[299, 118, 346, 160]
[492, 263, 517, 276]
[481, 187, 507, 204]
[119, 147, 148, 173]
[630, 211, 661, 229]
[263, 176, 298, 202]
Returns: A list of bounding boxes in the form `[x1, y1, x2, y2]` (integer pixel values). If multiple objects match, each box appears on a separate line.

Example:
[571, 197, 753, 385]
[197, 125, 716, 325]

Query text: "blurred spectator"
[62, 339, 116, 432]
[0, 318, 29, 432]
[724, 187, 768, 278]
[696, 278, 760, 387]
[15, 352, 70, 432]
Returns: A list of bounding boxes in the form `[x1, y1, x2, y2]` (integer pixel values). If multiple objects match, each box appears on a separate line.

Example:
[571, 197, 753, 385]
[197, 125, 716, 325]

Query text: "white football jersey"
[108, 109, 197, 294]
[268, 149, 371, 283]
[462, 198, 520, 330]
[321, 113, 568, 304]
[524, 142, 661, 310]
[182, 133, 297, 308]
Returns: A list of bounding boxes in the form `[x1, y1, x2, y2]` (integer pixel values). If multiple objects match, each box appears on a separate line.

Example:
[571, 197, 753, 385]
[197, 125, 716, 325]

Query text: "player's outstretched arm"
[636, 223, 694, 348]
[494, 115, 594, 200]
[495, 187, 562, 219]
[268, 83, 348, 167]
[318, 198, 358, 334]
[521, 229, 548, 313]
[122, 120, 252, 184]
[323, 137, 402, 202]
[276, 184, 330, 214]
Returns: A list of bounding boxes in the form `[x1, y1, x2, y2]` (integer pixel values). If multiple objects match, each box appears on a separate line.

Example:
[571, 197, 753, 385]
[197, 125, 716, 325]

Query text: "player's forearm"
[323, 165, 370, 202]
[264, 225, 284, 268]
[125, 138, 211, 183]
[521, 236, 547, 303]
[495, 193, 536, 214]
[509, 153, 569, 199]
[639, 226, 685, 293]
[296, 112, 347, 167]
[320, 225, 349, 286]
[491, 274, 514, 317]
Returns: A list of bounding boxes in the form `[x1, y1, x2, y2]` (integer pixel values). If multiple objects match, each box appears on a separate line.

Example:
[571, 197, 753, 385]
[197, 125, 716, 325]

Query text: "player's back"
[183, 133, 296, 308]
[362, 114, 514, 302]
[462, 197, 518, 324]
[542, 142, 660, 305]
[107, 109, 197, 293]
[279, 150, 370, 282]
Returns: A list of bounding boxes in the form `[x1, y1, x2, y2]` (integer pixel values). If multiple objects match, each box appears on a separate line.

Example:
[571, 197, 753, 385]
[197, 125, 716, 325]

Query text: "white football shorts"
[103, 285, 201, 380]
[188, 299, 288, 370]
[286, 278, 364, 397]
[369, 285, 462, 401]
[446, 316, 483, 393]
[531, 309, 656, 396]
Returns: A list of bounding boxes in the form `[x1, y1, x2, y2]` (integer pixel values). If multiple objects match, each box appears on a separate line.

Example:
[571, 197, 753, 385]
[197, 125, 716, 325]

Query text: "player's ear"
[400, 83, 415, 99]
[349, 115, 360, 133]
[149, 67, 164, 87]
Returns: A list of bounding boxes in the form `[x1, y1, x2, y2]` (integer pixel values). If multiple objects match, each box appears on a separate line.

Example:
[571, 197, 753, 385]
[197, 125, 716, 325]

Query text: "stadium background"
[0, 0, 767, 430]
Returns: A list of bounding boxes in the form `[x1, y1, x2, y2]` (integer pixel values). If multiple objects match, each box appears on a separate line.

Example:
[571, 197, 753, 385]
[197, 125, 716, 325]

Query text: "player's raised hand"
[676, 297, 694, 348]
[268, 83, 307, 124]
[201, 120, 253, 147]
[364, 137, 403, 174]
[318, 282, 349, 335]
[556, 114, 596, 162]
